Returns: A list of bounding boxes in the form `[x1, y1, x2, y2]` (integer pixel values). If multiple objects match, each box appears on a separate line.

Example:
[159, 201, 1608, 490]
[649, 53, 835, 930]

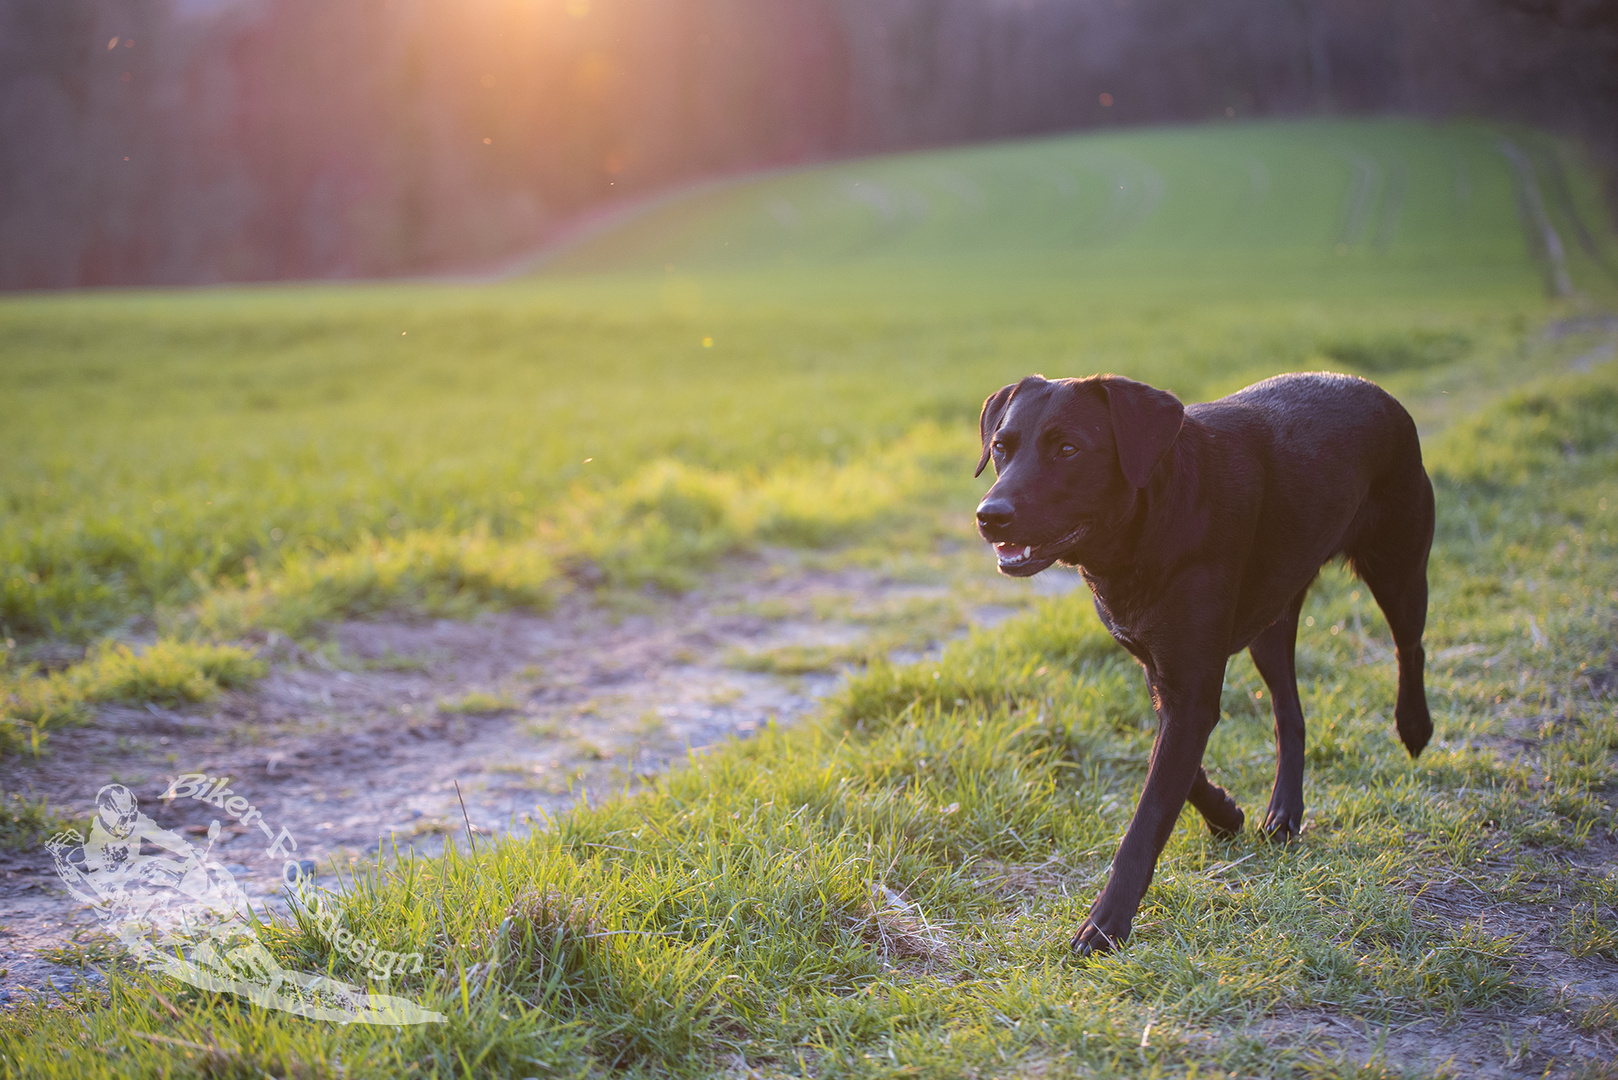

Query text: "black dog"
[974, 372, 1434, 955]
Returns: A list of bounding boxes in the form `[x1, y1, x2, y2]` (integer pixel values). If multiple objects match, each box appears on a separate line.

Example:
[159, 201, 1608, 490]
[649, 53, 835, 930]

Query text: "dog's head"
[974, 374, 1184, 576]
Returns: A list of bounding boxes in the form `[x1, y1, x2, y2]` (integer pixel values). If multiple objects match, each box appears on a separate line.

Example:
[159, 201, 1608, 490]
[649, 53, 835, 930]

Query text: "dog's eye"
[1057, 443, 1078, 458]
[992, 440, 1006, 456]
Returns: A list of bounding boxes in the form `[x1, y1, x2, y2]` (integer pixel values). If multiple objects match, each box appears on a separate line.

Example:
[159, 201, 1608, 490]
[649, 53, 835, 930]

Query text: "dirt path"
[0, 553, 1069, 999]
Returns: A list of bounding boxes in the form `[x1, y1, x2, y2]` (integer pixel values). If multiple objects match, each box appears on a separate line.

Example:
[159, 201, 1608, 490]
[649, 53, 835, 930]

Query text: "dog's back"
[1191, 371, 1421, 484]
[1193, 372, 1422, 541]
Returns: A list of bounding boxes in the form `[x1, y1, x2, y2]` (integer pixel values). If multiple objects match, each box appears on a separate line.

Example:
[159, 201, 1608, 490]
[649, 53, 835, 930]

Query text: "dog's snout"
[976, 497, 1014, 532]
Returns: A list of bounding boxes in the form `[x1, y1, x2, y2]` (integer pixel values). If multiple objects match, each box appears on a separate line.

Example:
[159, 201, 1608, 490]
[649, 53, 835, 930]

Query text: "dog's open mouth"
[988, 524, 1087, 577]
[993, 542, 1035, 567]
[992, 541, 1058, 576]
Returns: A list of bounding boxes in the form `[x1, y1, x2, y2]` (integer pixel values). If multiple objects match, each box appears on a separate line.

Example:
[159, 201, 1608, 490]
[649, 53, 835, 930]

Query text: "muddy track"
[0, 555, 1059, 999]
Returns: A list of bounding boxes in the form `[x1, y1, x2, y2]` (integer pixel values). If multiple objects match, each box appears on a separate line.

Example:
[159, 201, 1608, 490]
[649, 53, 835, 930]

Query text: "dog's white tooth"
[1022, 546, 1031, 558]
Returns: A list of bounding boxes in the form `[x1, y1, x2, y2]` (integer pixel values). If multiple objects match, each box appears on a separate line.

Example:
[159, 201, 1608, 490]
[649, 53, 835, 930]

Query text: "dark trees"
[0, 0, 1608, 288]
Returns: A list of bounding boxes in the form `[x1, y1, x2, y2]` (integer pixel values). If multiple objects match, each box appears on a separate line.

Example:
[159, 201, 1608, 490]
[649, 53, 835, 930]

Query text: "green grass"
[3, 119, 1607, 645]
[8, 358, 1614, 1077]
[728, 596, 972, 675]
[438, 691, 522, 717]
[0, 641, 264, 756]
[7, 118, 1610, 759]
[0, 786, 66, 852]
[556, 118, 1555, 284]
[0, 116, 1616, 1075]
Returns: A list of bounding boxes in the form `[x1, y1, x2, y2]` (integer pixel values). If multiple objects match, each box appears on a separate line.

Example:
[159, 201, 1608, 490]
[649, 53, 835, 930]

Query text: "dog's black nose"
[976, 498, 1014, 532]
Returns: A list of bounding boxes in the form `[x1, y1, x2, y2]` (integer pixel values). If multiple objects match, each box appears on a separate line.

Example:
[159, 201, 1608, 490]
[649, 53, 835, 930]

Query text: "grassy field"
[3, 120, 1605, 651]
[1, 117, 1617, 1076]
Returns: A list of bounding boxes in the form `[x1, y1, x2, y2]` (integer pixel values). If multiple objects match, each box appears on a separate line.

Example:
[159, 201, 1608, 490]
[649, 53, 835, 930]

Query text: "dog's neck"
[1066, 429, 1211, 632]
[1063, 487, 1147, 579]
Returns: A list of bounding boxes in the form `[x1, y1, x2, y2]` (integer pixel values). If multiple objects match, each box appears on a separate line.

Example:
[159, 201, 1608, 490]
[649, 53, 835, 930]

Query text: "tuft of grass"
[436, 690, 519, 716]
[831, 592, 1126, 730]
[189, 529, 558, 641]
[856, 884, 955, 963]
[1571, 993, 1618, 1036]
[547, 427, 970, 593]
[0, 669, 86, 756]
[727, 641, 871, 675]
[1317, 327, 1474, 374]
[1553, 902, 1618, 960]
[355, 647, 435, 674]
[0, 640, 263, 758]
[39, 932, 124, 970]
[0, 786, 65, 852]
[72, 640, 266, 707]
[1429, 369, 1618, 488]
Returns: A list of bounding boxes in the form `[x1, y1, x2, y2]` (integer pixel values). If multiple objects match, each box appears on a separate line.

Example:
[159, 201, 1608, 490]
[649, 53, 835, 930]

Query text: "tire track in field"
[1336, 149, 1382, 249]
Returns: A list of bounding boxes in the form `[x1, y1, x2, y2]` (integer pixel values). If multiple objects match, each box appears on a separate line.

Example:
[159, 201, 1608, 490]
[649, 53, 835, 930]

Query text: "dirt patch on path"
[0, 553, 1073, 999]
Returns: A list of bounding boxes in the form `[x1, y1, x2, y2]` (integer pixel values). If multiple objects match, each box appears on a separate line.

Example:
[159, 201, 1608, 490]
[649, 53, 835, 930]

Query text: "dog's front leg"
[1072, 663, 1222, 957]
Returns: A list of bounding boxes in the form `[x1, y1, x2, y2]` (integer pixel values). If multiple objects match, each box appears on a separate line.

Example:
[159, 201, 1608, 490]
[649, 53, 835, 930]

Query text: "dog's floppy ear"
[1100, 376, 1184, 489]
[975, 383, 1018, 478]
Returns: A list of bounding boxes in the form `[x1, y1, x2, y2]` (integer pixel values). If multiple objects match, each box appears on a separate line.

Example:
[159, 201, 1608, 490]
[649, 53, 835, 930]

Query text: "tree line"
[1, 0, 1612, 289]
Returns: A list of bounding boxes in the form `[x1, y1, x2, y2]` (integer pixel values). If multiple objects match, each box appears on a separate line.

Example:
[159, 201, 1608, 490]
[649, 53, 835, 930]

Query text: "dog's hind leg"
[1187, 766, 1244, 837]
[1249, 588, 1310, 839]
[1348, 466, 1436, 758]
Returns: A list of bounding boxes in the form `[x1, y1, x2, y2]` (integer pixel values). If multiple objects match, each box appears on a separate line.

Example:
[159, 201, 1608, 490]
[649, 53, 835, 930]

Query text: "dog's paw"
[1204, 803, 1245, 839]
[1070, 906, 1132, 957]
[1070, 920, 1125, 957]
[1395, 700, 1432, 759]
[1258, 803, 1303, 841]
